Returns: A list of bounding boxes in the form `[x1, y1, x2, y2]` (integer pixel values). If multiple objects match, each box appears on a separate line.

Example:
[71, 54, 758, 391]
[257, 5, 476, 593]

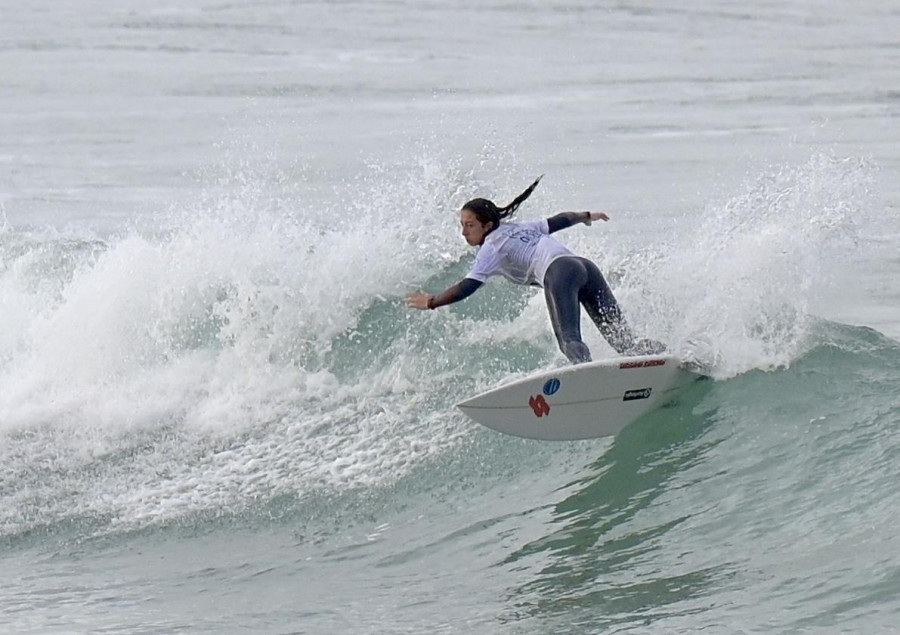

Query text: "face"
[460, 209, 493, 246]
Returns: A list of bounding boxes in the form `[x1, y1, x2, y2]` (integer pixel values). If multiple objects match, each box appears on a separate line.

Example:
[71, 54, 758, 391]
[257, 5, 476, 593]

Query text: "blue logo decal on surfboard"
[543, 378, 561, 396]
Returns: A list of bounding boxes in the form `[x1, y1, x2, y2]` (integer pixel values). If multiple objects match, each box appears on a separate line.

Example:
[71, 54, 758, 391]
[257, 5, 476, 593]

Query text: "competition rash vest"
[465, 220, 574, 288]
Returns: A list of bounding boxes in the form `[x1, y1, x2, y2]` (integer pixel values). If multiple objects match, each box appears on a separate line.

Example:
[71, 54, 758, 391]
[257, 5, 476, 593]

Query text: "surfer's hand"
[405, 292, 433, 310]
[587, 211, 610, 225]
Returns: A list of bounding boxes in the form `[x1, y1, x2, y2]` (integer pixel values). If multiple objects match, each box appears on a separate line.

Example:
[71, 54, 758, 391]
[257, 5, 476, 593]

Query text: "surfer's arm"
[405, 278, 483, 310]
[546, 212, 610, 233]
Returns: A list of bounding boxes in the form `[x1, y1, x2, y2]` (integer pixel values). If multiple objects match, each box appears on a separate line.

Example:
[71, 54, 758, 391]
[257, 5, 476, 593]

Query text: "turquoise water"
[2, 1, 899, 633]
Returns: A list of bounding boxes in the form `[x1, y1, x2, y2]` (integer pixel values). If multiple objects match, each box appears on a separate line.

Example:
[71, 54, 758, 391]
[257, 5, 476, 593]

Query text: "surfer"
[405, 176, 664, 364]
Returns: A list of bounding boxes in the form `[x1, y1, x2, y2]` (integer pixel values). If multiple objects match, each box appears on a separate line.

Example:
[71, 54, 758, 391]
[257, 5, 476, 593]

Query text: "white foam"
[609, 153, 876, 378]
[1, 149, 877, 535]
[0, 153, 486, 534]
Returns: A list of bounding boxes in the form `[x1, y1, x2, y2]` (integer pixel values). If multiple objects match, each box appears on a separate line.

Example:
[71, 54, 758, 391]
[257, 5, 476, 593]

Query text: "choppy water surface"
[1, 1, 899, 633]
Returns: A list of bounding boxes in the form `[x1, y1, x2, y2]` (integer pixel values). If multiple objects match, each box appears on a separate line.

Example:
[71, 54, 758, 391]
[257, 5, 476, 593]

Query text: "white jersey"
[465, 220, 574, 287]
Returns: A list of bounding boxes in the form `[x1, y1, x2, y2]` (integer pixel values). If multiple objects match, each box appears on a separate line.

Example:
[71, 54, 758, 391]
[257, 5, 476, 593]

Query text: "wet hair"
[462, 175, 543, 231]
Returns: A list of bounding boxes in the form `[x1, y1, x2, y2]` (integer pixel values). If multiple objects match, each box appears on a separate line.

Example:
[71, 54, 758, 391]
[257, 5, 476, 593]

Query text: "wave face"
[0, 150, 880, 537]
[0, 155, 490, 536]
[1, 145, 897, 634]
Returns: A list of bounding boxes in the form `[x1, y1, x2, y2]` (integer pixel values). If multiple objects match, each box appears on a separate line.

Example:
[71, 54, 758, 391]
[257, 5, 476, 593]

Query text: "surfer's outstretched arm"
[406, 278, 483, 310]
[547, 211, 609, 233]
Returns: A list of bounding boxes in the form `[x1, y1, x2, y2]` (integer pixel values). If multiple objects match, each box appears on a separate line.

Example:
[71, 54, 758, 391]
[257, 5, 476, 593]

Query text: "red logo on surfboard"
[619, 358, 666, 369]
[529, 394, 551, 417]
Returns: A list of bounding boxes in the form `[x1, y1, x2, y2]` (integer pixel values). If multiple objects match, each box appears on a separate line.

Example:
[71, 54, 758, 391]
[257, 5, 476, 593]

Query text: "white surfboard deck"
[457, 354, 707, 441]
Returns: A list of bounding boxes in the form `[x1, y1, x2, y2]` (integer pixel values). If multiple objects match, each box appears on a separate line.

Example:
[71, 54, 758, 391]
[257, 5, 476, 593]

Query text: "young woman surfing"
[405, 176, 664, 364]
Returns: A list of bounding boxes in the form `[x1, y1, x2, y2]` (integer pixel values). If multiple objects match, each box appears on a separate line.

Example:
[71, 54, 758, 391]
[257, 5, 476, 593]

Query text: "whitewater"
[2, 1, 899, 633]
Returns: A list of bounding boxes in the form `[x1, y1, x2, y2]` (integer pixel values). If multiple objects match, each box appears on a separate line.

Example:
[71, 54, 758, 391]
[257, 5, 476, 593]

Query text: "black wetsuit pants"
[543, 256, 639, 364]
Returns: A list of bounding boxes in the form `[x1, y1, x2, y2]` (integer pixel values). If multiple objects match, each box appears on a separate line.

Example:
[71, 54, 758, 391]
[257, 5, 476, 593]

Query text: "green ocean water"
[2, 1, 900, 633]
[3, 319, 899, 633]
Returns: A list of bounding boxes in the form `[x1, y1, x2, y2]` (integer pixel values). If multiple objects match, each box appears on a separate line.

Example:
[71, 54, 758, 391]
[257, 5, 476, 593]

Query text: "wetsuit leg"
[576, 258, 640, 355]
[543, 258, 592, 364]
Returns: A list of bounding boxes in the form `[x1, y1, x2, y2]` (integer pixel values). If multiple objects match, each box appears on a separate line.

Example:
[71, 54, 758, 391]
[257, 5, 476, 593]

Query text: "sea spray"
[0, 149, 878, 538]
[0, 154, 493, 536]
[608, 153, 876, 378]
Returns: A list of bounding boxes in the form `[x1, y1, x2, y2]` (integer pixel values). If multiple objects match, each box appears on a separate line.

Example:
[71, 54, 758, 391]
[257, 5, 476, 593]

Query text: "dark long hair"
[462, 175, 543, 231]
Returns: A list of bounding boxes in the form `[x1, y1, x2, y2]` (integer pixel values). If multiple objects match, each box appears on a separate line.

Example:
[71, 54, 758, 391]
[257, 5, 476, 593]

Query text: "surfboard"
[456, 354, 707, 441]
